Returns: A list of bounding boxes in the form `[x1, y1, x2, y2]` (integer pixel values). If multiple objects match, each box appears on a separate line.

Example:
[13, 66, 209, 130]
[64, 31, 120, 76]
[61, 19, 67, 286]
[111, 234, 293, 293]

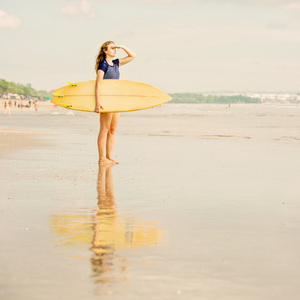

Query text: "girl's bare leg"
[98, 113, 114, 164]
[106, 113, 120, 164]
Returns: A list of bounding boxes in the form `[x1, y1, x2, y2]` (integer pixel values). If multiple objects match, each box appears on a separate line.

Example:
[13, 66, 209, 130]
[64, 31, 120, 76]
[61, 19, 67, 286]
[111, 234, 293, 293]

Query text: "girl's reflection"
[90, 164, 128, 283]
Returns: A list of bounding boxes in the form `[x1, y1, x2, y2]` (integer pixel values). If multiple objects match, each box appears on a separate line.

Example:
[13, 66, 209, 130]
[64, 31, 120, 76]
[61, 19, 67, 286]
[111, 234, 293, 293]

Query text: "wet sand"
[0, 104, 300, 299]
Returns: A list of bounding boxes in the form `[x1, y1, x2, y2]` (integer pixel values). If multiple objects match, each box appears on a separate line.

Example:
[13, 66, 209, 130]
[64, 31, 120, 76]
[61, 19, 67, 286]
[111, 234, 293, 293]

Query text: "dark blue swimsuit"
[98, 59, 120, 79]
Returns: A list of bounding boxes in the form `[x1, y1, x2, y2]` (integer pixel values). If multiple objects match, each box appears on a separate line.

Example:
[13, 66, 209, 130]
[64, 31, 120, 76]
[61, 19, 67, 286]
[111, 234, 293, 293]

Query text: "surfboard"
[51, 80, 172, 113]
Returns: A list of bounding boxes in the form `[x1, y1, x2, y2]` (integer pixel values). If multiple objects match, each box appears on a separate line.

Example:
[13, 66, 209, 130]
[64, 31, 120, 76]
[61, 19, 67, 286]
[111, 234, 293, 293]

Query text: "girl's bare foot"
[108, 158, 120, 164]
[99, 158, 115, 165]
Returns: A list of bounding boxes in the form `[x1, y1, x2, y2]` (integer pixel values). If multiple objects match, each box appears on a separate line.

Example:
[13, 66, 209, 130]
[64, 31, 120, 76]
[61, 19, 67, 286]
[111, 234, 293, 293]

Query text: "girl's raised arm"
[116, 45, 136, 66]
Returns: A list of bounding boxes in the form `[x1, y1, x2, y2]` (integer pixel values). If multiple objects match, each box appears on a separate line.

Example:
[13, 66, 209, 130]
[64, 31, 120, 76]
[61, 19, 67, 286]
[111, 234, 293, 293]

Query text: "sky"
[0, 0, 299, 93]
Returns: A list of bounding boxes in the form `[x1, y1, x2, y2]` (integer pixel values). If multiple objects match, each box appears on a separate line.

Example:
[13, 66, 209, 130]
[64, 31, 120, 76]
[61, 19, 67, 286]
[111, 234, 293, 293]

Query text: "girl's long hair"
[95, 41, 114, 72]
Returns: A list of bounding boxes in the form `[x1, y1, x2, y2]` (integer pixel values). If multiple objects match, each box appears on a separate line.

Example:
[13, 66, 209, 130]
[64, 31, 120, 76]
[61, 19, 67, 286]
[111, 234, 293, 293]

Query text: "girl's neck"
[105, 55, 114, 65]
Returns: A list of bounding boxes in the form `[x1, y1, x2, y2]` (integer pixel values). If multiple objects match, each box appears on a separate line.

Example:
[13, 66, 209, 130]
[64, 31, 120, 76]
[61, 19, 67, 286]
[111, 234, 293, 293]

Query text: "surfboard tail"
[66, 81, 77, 87]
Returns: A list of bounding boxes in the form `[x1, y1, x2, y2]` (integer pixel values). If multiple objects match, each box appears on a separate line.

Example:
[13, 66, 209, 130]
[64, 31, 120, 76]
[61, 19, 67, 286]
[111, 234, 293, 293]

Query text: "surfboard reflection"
[50, 164, 164, 284]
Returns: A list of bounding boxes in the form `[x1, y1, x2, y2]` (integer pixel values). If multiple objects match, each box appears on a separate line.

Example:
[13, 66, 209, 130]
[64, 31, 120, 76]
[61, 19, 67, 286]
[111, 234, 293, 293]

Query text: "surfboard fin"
[66, 81, 77, 87]
[52, 93, 64, 98]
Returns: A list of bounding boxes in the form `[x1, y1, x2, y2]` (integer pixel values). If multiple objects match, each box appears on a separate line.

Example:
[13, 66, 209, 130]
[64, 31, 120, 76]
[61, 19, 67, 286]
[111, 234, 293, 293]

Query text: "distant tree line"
[168, 93, 261, 104]
[0, 78, 52, 98]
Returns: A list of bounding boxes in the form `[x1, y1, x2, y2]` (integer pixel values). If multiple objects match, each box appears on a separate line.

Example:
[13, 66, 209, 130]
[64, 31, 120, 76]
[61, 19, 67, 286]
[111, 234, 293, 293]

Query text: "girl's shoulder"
[98, 59, 109, 72]
[112, 58, 119, 67]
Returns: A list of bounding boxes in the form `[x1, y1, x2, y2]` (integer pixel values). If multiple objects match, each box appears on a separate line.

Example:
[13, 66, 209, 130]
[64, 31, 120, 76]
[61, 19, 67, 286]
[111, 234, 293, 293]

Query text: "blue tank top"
[97, 59, 120, 79]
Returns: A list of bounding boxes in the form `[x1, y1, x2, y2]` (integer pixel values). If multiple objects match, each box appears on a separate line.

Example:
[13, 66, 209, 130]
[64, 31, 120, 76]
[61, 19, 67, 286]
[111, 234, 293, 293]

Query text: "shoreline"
[0, 99, 299, 114]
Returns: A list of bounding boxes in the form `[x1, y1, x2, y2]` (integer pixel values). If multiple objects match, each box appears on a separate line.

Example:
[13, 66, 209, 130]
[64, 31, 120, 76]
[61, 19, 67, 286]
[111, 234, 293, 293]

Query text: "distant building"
[26, 83, 31, 88]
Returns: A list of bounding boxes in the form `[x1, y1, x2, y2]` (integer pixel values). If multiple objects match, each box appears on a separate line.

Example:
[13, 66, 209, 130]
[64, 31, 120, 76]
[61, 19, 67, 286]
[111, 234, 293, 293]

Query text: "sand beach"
[0, 103, 300, 299]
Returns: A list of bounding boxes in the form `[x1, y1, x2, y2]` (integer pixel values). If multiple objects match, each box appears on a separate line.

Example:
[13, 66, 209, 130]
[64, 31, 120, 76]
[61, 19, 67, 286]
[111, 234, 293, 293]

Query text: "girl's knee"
[109, 128, 116, 135]
[100, 127, 110, 134]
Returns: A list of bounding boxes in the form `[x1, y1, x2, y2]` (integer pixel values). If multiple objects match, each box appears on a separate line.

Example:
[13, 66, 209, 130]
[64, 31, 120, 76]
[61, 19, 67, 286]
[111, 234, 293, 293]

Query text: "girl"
[94, 41, 136, 164]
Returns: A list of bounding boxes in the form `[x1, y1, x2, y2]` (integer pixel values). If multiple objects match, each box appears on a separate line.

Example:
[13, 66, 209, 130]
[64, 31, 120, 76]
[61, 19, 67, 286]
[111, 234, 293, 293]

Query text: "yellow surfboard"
[51, 80, 172, 113]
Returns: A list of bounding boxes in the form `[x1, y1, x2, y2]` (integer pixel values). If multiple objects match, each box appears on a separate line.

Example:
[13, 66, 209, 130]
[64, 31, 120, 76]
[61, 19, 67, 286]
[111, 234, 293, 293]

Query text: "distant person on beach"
[34, 101, 38, 112]
[94, 41, 136, 165]
[4, 99, 11, 115]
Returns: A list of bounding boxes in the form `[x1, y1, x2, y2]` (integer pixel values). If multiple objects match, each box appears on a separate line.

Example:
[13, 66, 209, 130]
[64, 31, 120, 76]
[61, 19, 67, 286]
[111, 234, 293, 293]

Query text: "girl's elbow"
[95, 78, 103, 86]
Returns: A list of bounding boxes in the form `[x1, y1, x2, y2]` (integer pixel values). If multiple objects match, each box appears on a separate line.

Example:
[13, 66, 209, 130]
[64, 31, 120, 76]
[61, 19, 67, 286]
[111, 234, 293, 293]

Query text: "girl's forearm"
[95, 84, 101, 105]
[95, 76, 103, 105]
[121, 46, 136, 58]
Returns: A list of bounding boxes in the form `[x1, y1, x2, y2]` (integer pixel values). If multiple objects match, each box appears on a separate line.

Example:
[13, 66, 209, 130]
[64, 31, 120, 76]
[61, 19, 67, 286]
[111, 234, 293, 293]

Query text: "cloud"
[61, 0, 96, 19]
[0, 10, 22, 29]
[281, 2, 300, 11]
[80, 0, 93, 13]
